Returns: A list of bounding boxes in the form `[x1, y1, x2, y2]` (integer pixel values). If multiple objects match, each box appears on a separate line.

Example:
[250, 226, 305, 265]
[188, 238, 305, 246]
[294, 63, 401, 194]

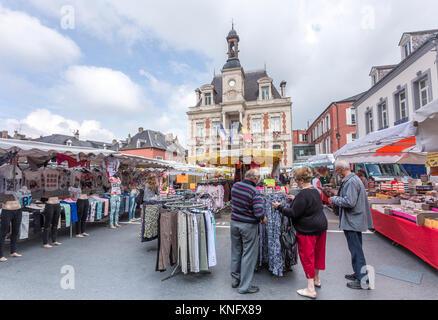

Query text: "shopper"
[230, 169, 267, 294]
[330, 160, 374, 290]
[312, 172, 323, 194]
[143, 176, 158, 202]
[356, 171, 369, 191]
[273, 166, 328, 299]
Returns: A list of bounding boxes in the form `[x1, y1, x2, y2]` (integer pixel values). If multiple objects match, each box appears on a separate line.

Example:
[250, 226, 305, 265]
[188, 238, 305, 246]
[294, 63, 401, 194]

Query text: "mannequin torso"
[47, 197, 60, 205]
[2, 201, 21, 210]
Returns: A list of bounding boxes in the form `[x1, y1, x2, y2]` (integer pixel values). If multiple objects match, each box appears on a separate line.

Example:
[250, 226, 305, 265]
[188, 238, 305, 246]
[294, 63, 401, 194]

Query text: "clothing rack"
[160, 202, 212, 282]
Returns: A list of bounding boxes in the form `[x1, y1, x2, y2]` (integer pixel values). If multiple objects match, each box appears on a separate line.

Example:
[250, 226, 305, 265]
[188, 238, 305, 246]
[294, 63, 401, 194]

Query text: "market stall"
[333, 124, 438, 269]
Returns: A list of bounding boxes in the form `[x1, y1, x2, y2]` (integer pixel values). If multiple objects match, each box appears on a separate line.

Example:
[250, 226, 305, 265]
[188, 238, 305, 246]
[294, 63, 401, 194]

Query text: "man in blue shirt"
[230, 169, 267, 294]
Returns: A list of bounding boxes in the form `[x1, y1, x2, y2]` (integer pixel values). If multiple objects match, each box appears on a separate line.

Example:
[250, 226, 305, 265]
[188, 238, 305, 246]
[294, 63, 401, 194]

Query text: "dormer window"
[257, 77, 273, 101]
[200, 84, 215, 106]
[262, 86, 269, 100]
[66, 139, 72, 147]
[404, 41, 412, 58]
[205, 93, 212, 105]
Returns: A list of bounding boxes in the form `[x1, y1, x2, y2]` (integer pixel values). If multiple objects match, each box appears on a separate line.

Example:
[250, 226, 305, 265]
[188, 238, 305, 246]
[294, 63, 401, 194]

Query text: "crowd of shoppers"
[230, 161, 374, 298]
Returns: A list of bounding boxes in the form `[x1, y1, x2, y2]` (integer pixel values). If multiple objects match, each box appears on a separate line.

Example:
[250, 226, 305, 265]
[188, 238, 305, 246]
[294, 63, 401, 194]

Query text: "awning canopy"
[307, 154, 335, 166]
[0, 138, 116, 159]
[334, 121, 426, 164]
[187, 148, 283, 167]
[413, 99, 438, 152]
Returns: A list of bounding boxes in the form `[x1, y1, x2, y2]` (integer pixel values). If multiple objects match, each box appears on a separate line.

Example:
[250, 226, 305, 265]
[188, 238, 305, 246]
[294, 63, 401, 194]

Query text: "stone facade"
[187, 27, 293, 167]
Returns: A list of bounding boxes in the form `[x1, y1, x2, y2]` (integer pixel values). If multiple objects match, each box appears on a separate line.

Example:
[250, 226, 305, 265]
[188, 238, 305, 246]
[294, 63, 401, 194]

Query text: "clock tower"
[222, 26, 245, 104]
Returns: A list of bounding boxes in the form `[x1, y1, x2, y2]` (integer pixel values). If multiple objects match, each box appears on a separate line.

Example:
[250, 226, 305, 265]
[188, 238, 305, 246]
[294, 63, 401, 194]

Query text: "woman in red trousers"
[273, 166, 328, 299]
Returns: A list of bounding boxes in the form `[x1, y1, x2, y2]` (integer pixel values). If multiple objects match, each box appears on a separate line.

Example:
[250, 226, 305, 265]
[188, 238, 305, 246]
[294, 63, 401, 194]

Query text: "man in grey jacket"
[330, 160, 374, 290]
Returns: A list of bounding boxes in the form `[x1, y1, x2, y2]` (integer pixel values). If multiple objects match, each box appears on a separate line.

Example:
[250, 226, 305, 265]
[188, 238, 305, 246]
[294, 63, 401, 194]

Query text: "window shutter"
[346, 108, 351, 125]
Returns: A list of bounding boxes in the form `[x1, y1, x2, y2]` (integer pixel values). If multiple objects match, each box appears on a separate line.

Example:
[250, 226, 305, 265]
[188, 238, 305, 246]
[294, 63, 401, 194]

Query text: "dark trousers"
[43, 204, 61, 245]
[230, 220, 259, 293]
[76, 199, 89, 235]
[0, 209, 22, 257]
[344, 230, 367, 282]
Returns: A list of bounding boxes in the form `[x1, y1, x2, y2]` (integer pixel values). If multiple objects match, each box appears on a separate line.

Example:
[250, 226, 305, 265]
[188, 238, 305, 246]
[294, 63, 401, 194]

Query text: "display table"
[371, 209, 438, 269]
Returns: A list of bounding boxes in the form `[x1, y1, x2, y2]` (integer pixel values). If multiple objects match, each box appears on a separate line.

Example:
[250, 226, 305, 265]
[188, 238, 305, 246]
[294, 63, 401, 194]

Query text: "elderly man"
[230, 169, 267, 294]
[330, 160, 374, 290]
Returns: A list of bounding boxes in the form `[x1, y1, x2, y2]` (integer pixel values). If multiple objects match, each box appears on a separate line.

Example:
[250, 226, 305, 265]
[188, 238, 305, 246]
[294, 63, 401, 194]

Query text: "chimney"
[74, 130, 79, 140]
[138, 127, 144, 133]
[195, 88, 201, 102]
[280, 81, 287, 98]
[127, 134, 132, 144]
[1, 130, 7, 139]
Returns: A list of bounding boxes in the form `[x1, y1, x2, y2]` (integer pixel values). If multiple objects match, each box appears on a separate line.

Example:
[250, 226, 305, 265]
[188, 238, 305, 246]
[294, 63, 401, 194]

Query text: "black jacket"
[278, 188, 327, 236]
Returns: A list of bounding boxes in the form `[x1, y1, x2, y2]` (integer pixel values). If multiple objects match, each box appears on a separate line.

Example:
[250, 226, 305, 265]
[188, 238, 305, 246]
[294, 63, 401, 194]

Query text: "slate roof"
[337, 91, 367, 103]
[398, 29, 438, 45]
[35, 134, 117, 150]
[203, 70, 282, 106]
[122, 129, 185, 154]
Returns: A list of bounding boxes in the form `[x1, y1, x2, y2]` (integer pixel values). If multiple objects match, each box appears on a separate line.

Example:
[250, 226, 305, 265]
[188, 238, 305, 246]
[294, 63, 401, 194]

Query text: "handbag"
[280, 217, 297, 249]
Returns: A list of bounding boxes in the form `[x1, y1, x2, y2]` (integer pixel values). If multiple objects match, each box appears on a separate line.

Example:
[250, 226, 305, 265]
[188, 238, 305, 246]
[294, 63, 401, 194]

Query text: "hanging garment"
[24, 170, 42, 192]
[70, 170, 82, 188]
[41, 168, 59, 191]
[192, 214, 200, 272]
[69, 187, 82, 201]
[0, 151, 18, 166]
[58, 169, 71, 190]
[102, 157, 120, 178]
[259, 194, 297, 276]
[89, 196, 104, 220]
[0, 164, 23, 194]
[156, 207, 179, 272]
[87, 199, 98, 222]
[203, 210, 217, 267]
[19, 211, 30, 240]
[128, 193, 138, 220]
[60, 203, 71, 227]
[26, 156, 49, 171]
[60, 200, 78, 223]
[196, 214, 209, 272]
[177, 212, 188, 274]
[13, 188, 32, 207]
[140, 204, 160, 242]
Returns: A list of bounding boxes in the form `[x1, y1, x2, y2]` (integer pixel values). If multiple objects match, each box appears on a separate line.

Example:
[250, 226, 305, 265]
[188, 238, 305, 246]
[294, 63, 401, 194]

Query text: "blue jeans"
[344, 230, 367, 282]
[128, 194, 137, 220]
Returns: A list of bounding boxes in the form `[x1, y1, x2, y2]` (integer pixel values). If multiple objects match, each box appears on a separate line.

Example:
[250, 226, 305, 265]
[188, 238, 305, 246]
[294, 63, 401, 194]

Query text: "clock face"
[229, 80, 236, 87]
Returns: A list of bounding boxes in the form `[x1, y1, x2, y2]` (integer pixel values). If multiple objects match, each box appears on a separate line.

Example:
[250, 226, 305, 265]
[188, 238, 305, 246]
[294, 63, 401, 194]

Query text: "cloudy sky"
[1, 0, 438, 147]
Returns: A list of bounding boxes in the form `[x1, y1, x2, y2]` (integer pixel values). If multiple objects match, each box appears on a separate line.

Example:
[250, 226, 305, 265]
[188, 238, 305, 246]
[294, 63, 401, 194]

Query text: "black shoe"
[347, 281, 370, 290]
[238, 286, 259, 294]
[345, 274, 356, 281]
[231, 280, 240, 288]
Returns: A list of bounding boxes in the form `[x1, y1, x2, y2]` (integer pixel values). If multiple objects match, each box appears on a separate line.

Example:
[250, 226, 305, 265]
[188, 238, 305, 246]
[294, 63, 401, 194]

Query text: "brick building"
[308, 93, 365, 155]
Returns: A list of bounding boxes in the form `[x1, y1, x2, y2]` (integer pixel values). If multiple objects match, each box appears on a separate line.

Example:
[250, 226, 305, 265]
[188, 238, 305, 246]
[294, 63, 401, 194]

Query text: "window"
[419, 78, 429, 107]
[346, 108, 356, 125]
[299, 134, 307, 142]
[413, 73, 432, 110]
[261, 86, 269, 100]
[404, 42, 411, 58]
[251, 118, 262, 134]
[372, 74, 377, 86]
[211, 121, 220, 137]
[271, 116, 281, 132]
[326, 115, 330, 131]
[351, 111, 356, 125]
[204, 93, 212, 105]
[394, 89, 408, 122]
[196, 148, 204, 155]
[365, 109, 374, 134]
[378, 101, 388, 129]
[273, 145, 281, 150]
[231, 120, 240, 136]
[196, 122, 204, 137]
